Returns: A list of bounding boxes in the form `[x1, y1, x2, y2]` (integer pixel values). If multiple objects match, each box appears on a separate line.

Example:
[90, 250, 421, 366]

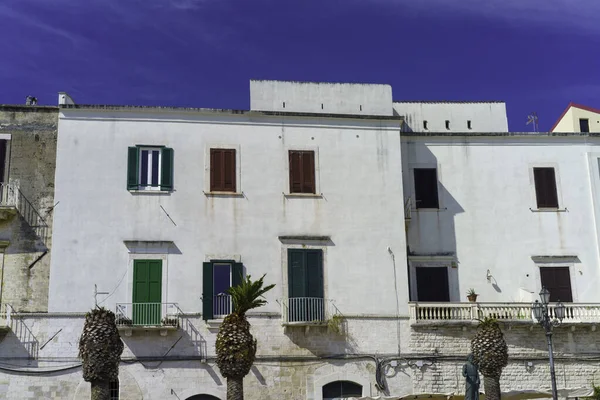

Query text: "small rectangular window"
[127, 146, 173, 191]
[289, 150, 315, 194]
[210, 149, 236, 192]
[533, 167, 559, 208]
[109, 380, 119, 400]
[445, 120, 450, 130]
[423, 121, 428, 130]
[414, 168, 439, 209]
[467, 120, 472, 129]
[579, 119, 590, 132]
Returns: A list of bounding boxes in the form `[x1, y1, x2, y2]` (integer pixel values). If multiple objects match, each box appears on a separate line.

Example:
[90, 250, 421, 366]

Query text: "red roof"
[550, 102, 600, 131]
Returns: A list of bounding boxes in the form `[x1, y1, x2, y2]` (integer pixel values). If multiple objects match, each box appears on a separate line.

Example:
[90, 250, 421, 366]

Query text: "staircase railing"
[0, 183, 48, 247]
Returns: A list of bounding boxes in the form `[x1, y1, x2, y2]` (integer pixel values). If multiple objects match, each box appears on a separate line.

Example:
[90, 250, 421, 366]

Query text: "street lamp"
[532, 287, 566, 400]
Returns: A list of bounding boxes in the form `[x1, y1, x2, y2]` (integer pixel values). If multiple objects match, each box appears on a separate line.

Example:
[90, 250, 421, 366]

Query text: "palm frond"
[227, 274, 276, 315]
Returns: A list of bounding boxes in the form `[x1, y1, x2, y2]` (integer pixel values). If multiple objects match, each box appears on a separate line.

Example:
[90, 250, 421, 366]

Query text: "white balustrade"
[115, 303, 180, 327]
[214, 294, 232, 317]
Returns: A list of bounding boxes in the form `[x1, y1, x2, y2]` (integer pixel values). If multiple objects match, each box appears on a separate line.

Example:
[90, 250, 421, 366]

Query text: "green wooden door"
[133, 260, 162, 325]
[287, 249, 324, 322]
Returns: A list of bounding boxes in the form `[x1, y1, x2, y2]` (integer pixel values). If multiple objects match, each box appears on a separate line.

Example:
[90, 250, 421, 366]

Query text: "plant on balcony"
[115, 315, 133, 326]
[471, 317, 508, 400]
[467, 288, 478, 302]
[215, 274, 275, 400]
[78, 307, 124, 400]
[327, 314, 345, 336]
[161, 316, 179, 327]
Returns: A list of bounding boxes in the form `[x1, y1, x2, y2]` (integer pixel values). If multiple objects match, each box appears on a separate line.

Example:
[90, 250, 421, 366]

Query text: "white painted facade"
[394, 101, 508, 132]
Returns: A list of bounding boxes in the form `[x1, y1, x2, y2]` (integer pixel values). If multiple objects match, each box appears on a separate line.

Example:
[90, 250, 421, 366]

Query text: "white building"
[551, 102, 600, 133]
[1, 81, 600, 399]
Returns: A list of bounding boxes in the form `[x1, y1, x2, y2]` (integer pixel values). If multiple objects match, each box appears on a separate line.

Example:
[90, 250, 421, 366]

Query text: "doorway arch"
[186, 395, 220, 400]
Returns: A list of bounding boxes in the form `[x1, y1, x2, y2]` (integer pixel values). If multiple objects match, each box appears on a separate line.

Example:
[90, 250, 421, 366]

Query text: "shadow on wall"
[283, 323, 357, 356]
[0, 316, 40, 366]
[403, 141, 465, 302]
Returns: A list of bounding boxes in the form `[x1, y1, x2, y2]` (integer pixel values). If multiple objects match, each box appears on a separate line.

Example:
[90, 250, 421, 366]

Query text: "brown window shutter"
[533, 168, 558, 208]
[289, 151, 303, 193]
[223, 149, 236, 192]
[210, 149, 236, 192]
[210, 149, 223, 191]
[540, 267, 572, 302]
[302, 151, 315, 194]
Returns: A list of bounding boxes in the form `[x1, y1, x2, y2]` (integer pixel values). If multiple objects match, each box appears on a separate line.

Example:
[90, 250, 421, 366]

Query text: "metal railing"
[0, 303, 12, 327]
[115, 303, 181, 327]
[404, 196, 412, 220]
[409, 302, 600, 323]
[281, 297, 335, 324]
[0, 182, 48, 246]
[214, 294, 232, 317]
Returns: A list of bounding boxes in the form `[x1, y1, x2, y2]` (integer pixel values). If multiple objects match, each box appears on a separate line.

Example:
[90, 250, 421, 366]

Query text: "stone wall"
[0, 106, 58, 312]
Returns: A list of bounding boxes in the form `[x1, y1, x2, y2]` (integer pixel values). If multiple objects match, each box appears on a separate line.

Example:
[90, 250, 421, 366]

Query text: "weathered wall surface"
[0, 106, 57, 312]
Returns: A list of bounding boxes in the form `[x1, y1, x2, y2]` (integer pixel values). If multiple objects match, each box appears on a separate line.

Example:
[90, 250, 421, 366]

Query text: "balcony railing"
[409, 302, 600, 324]
[281, 297, 335, 325]
[115, 303, 181, 328]
[214, 294, 232, 317]
[0, 182, 48, 246]
[0, 304, 12, 329]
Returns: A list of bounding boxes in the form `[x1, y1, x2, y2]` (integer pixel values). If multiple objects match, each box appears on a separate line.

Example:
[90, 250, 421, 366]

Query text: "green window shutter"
[161, 147, 174, 191]
[133, 260, 162, 325]
[127, 147, 139, 190]
[306, 250, 324, 299]
[232, 263, 244, 288]
[288, 250, 307, 298]
[202, 262, 214, 320]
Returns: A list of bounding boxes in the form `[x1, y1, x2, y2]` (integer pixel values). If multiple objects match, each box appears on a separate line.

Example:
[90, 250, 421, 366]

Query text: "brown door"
[416, 267, 450, 302]
[540, 267, 572, 302]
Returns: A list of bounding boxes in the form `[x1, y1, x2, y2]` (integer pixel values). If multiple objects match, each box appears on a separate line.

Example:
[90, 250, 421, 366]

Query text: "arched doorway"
[186, 395, 220, 400]
[322, 380, 363, 399]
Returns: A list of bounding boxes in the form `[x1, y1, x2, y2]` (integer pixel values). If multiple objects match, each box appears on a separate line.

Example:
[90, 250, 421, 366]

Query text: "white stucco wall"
[250, 80, 393, 116]
[394, 102, 508, 132]
[49, 109, 407, 316]
[402, 134, 600, 303]
[552, 106, 600, 132]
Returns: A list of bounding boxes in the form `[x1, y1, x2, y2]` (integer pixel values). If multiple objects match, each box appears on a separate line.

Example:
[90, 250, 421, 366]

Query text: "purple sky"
[1, 0, 599, 131]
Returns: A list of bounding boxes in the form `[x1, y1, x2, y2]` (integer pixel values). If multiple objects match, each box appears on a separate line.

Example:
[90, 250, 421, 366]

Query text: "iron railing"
[0, 303, 12, 327]
[0, 182, 48, 246]
[281, 297, 335, 324]
[214, 294, 232, 317]
[115, 303, 181, 327]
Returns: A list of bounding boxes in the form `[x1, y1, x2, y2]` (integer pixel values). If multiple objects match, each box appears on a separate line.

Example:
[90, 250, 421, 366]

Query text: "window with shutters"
[540, 267, 572, 302]
[202, 260, 243, 320]
[533, 167, 559, 208]
[127, 146, 174, 191]
[210, 149, 236, 192]
[0, 140, 8, 184]
[414, 168, 439, 209]
[287, 249, 324, 323]
[289, 150, 316, 194]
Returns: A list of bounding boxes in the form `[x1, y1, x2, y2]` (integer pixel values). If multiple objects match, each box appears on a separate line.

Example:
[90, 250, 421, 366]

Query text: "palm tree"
[471, 317, 509, 400]
[79, 307, 124, 400]
[215, 274, 275, 400]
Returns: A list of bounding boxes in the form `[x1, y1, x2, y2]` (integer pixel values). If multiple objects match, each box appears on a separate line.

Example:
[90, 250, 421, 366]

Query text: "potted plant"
[467, 288, 478, 303]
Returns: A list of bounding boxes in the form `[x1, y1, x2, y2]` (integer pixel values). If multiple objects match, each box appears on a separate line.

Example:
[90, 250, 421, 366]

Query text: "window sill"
[283, 192, 323, 198]
[530, 207, 568, 213]
[412, 207, 448, 212]
[205, 318, 226, 329]
[203, 191, 244, 197]
[129, 189, 172, 195]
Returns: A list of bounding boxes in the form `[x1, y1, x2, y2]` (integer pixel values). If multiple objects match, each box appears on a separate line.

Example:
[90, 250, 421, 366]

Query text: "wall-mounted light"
[486, 269, 493, 283]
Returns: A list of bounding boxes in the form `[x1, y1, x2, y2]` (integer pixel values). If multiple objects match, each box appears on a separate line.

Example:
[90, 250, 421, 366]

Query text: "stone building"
[0, 82, 599, 399]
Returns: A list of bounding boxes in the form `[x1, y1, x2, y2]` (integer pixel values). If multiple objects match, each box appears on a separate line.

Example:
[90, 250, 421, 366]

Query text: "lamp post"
[532, 287, 566, 400]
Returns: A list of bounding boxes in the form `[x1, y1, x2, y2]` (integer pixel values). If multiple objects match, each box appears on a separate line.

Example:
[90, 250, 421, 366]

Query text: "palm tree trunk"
[483, 375, 501, 400]
[227, 376, 244, 400]
[91, 380, 110, 400]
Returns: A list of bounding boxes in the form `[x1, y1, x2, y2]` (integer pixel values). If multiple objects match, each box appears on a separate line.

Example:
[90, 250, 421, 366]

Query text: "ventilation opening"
[423, 121, 428, 130]
[321, 103, 324, 110]
[445, 120, 450, 130]
[467, 120, 472, 129]
[360, 105, 362, 111]
[283, 102, 286, 109]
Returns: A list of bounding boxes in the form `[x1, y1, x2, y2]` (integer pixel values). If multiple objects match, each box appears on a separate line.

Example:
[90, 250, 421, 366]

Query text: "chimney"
[58, 92, 75, 106]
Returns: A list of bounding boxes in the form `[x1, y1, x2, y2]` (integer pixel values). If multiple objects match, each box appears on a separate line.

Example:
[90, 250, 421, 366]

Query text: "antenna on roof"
[25, 95, 38, 106]
[526, 112, 539, 132]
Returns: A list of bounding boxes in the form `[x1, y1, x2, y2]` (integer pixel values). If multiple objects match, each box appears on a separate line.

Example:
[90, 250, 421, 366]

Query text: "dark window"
[467, 120, 472, 129]
[202, 261, 243, 320]
[322, 381, 363, 399]
[109, 380, 119, 400]
[416, 267, 450, 302]
[289, 150, 315, 194]
[414, 168, 439, 209]
[533, 167, 559, 208]
[423, 120, 428, 130]
[210, 149, 236, 192]
[287, 249, 324, 322]
[445, 120, 450, 130]
[0, 140, 7, 184]
[540, 267, 572, 302]
[579, 119, 590, 132]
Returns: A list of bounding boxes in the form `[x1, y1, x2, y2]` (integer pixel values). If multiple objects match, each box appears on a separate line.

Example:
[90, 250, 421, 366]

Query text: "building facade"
[551, 102, 600, 133]
[0, 82, 600, 399]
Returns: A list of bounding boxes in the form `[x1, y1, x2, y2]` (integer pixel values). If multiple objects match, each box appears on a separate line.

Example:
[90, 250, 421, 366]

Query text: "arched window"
[322, 380, 363, 399]
[186, 395, 220, 400]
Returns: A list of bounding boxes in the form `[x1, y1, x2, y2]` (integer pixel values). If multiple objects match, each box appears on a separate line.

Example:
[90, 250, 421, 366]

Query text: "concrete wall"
[552, 107, 600, 133]
[250, 80, 394, 116]
[394, 102, 508, 132]
[0, 106, 57, 312]
[49, 108, 407, 315]
[402, 134, 600, 303]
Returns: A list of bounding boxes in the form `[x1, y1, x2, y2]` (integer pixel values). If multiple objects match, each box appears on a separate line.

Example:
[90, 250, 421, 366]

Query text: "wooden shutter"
[414, 168, 439, 209]
[127, 147, 139, 190]
[160, 147, 174, 191]
[223, 149, 236, 192]
[540, 267, 573, 302]
[289, 150, 315, 194]
[533, 168, 559, 208]
[306, 250, 324, 299]
[0, 140, 7, 184]
[232, 263, 244, 288]
[288, 250, 307, 298]
[202, 262, 214, 320]
[210, 149, 236, 192]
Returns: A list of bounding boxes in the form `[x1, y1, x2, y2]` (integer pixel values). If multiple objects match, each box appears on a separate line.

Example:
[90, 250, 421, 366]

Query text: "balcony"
[0, 182, 48, 246]
[214, 294, 232, 318]
[409, 302, 600, 325]
[0, 304, 12, 336]
[115, 303, 181, 336]
[281, 297, 336, 326]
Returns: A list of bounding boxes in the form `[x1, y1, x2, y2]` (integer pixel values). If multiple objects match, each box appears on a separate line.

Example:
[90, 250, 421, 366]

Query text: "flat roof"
[402, 131, 599, 137]
[0, 105, 59, 113]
